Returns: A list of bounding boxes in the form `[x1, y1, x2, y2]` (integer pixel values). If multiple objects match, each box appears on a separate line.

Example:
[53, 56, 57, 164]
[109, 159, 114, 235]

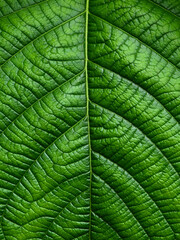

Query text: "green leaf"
[0, 0, 180, 239]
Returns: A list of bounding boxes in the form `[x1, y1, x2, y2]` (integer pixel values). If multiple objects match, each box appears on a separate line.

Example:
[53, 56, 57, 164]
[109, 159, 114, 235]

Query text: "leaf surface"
[0, 0, 180, 239]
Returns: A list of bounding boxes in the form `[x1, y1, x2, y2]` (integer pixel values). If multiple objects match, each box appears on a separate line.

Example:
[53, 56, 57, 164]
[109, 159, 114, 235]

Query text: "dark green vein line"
[26, 171, 88, 204]
[0, 11, 85, 68]
[0, 116, 86, 225]
[92, 211, 123, 239]
[89, 99, 180, 178]
[89, 12, 180, 71]
[0, 70, 85, 138]
[0, 222, 6, 240]
[93, 173, 152, 239]
[0, 0, 49, 19]
[42, 190, 88, 239]
[147, 0, 180, 20]
[88, 60, 179, 124]
[92, 150, 175, 237]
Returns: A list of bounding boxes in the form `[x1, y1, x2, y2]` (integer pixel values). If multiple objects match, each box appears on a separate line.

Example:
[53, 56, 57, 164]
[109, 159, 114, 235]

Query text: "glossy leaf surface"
[0, 0, 180, 239]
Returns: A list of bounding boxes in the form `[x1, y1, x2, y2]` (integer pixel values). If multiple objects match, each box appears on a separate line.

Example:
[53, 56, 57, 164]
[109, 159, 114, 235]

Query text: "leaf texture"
[0, 0, 180, 239]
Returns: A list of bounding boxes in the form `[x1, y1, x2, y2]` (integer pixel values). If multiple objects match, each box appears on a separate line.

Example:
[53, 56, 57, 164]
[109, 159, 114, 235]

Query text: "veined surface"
[0, 0, 180, 239]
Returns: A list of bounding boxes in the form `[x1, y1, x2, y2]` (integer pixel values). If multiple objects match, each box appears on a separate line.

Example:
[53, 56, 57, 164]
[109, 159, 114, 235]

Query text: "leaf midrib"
[85, 0, 92, 239]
